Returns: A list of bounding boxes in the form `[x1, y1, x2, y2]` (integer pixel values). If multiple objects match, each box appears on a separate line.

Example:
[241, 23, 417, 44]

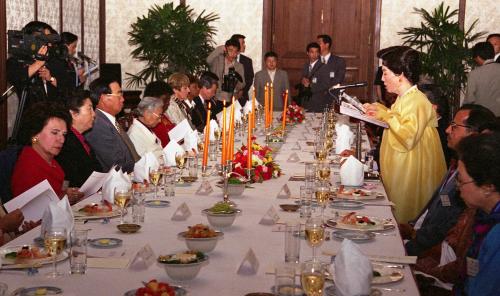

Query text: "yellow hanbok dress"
[375, 86, 446, 223]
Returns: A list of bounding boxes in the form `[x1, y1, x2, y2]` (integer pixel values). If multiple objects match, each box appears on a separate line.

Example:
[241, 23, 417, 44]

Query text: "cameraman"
[6, 21, 61, 111]
[206, 39, 245, 102]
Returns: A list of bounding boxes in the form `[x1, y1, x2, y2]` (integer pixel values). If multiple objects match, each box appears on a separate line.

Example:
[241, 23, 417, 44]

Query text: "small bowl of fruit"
[124, 279, 187, 296]
[157, 251, 208, 281]
[202, 202, 242, 228]
[178, 224, 223, 253]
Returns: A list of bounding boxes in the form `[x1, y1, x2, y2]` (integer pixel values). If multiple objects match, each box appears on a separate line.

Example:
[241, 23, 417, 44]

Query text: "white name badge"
[466, 257, 479, 277]
[440, 194, 451, 207]
[312, 77, 317, 84]
[329, 72, 335, 78]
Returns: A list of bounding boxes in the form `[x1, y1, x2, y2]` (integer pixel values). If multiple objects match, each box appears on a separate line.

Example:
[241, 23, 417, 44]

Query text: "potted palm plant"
[398, 2, 484, 116]
[126, 3, 219, 88]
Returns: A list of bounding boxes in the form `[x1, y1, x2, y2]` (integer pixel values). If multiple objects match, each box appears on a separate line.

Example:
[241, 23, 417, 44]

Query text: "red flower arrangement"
[280, 102, 305, 124]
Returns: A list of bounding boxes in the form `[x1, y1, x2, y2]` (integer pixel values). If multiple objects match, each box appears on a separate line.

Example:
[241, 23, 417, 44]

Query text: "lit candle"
[264, 83, 269, 128]
[228, 96, 235, 161]
[281, 90, 288, 133]
[270, 82, 274, 126]
[221, 101, 227, 165]
[251, 86, 256, 129]
[247, 111, 252, 169]
[202, 102, 211, 167]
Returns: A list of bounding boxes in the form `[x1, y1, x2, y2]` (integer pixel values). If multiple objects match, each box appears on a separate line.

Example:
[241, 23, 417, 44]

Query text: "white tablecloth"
[0, 117, 420, 296]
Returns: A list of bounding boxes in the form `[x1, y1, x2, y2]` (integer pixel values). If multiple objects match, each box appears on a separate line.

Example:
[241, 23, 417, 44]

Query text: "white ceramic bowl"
[178, 231, 223, 253]
[202, 208, 242, 228]
[226, 183, 246, 196]
[158, 255, 209, 281]
[268, 141, 284, 152]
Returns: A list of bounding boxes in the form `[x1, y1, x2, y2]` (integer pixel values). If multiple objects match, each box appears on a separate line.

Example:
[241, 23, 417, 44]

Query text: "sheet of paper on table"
[4, 179, 58, 221]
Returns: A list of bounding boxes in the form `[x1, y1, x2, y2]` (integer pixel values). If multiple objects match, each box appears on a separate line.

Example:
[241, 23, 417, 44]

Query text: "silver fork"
[377, 287, 406, 293]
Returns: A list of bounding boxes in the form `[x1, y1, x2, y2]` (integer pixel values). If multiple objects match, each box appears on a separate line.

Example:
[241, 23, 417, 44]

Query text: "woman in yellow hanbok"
[365, 46, 447, 223]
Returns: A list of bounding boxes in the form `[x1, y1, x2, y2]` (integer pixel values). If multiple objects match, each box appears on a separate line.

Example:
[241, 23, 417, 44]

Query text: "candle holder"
[201, 165, 210, 178]
[222, 160, 236, 206]
[245, 168, 254, 184]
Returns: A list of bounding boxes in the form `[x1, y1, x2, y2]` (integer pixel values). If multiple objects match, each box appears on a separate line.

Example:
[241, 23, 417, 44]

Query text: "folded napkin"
[183, 129, 199, 152]
[163, 141, 185, 166]
[334, 239, 372, 296]
[209, 119, 219, 141]
[235, 108, 243, 124]
[216, 110, 230, 127]
[243, 100, 253, 115]
[102, 168, 131, 203]
[335, 123, 354, 154]
[168, 119, 192, 143]
[40, 196, 74, 239]
[133, 152, 160, 183]
[340, 156, 364, 186]
[234, 100, 243, 111]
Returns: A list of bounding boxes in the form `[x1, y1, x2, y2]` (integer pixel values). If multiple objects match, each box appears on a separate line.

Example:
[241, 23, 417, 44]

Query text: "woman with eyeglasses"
[453, 132, 500, 295]
[127, 96, 164, 159]
[364, 46, 447, 223]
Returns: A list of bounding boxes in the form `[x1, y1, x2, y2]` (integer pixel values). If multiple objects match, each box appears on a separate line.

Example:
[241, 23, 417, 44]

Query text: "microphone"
[77, 51, 97, 64]
[330, 81, 368, 91]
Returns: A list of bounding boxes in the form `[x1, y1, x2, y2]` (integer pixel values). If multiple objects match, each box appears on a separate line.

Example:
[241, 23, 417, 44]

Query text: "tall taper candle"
[202, 102, 211, 167]
[221, 101, 227, 165]
[281, 90, 288, 133]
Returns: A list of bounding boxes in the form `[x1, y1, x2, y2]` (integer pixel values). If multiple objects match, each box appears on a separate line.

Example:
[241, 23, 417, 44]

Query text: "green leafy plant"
[126, 3, 219, 88]
[399, 2, 485, 115]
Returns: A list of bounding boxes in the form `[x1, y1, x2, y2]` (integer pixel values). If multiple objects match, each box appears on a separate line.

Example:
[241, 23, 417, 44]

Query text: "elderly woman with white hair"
[127, 96, 164, 159]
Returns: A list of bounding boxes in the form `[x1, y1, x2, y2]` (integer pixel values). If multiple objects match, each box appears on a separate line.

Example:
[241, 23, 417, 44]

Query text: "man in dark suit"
[400, 104, 497, 256]
[231, 34, 254, 106]
[85, 78, 140, 173]
[305, 34, 346, 112]
[297, 42, 321, 106]
[191, 72, 219, 132]
[486, 33, 500, 63]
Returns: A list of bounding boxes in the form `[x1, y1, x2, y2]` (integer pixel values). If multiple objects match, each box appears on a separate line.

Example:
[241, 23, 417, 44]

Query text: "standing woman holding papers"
[57, 90, 102, 188]
[11, 101, 83, 203]
[364, 46, 446, 223]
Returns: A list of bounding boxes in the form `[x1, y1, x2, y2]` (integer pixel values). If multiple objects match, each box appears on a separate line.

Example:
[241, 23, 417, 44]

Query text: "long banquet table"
[1, 115, 420, 296]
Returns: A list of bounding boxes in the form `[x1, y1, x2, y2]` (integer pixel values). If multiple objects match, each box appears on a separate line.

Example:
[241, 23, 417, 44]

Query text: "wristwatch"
[49, 77, 56, 83]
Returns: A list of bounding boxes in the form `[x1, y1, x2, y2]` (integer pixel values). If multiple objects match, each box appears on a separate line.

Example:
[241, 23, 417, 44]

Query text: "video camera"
[7, 30, 63, 61]
[221, 67, 242, 93]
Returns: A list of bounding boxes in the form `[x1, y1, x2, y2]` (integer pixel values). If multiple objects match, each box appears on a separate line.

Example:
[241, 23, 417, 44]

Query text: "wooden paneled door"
[263, 0, 381, 101]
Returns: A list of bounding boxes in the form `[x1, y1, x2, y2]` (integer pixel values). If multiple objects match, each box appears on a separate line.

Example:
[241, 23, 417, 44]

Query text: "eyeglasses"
[455, 176, 475, 187]
[106, 93, 123, 98]
[450, 121, 472, 131]
[151, 112, 161, 119]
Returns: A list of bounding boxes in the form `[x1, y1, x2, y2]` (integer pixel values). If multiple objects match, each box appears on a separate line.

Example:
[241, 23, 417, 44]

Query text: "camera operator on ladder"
[206, 39, 245, 103]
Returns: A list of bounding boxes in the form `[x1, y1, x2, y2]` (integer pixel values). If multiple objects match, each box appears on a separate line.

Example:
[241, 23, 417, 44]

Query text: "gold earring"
[31, 137, 38, 145]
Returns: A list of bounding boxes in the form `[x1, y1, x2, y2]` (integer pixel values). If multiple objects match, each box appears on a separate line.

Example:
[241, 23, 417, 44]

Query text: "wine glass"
[300, 260, 326, 296]
[304, 218, 324, 260]
[44, 227, 67, 278]
[175, 152, 187, 182]
[149, 167, 162, 200]
[114, 186, 132, 224]
[317, 162, 331, 182]
[314, 144, 327, 161]
[315, 184, 330, 221]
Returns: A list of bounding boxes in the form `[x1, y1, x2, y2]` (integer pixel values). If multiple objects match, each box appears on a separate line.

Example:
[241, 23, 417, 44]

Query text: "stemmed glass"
[300, 260, 326, 296]
[114, 186, 132, 224]
[175, 152, 187, 182]
[315, 184, 330, 221]
[149, 167, 162, 200]
[44, 227, 67, 278]
[304, 217, 325, 260]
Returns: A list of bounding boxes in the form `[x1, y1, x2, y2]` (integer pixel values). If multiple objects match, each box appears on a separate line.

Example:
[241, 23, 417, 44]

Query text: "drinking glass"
[70, 229, 88, 274]
[299, 185, 313, 219]
[44, 227, 67, 278]
[304, 162, 317, 182]
[284, 223, 301, 263]
[114, 186, 132, 224]
[314, 145, 327, 161]
[187, 155, 198, 178]
[0, 282, 7, 296]
[275, 263, 296, 296]
[317, 162, 331, 182]
[132, 191, 146, 223]
[300, 260, 326, 296]
[149, 167, 162, 200]
[304, 218, 324, 260]
[315, 184, 330, 221]
[175, 152, 187, 181]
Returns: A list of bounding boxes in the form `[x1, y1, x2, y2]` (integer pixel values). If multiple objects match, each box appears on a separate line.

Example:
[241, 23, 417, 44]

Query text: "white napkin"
[209, 119, 219, 141]
[133, 152, 160, 183]
[216, 110, 231, 127]
[335, 123, 354, 154]
[340, 156, 364, 186]
[234, 100, 243, 111]
[183, 129, 199, 152]
[40, 196, 74, 239]
[243, 100, 253, 115]
[235, 108, 243, 124]
[168, 119, 192, 143]
[102, 168, 132, 203]
[163, 141, 185, 166]
[334, 239, 372, 296]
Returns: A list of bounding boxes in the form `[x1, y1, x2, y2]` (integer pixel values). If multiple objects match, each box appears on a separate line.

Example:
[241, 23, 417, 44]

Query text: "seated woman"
[165, 73, 195, 129]
[455, 132, 500, 295]
[127, 97, 164, 159]
[11, 101, 82, 203]
[144, 80, 175, 147]
[56, 90, 102, 188]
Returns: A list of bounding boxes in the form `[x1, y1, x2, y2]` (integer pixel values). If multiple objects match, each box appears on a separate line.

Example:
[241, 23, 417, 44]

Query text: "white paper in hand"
[334, 239, 372, 296]
[168, 119, 192, 142]
[340, 156, 364, 186]
[40, 196, 74, 239]
[163, 141, 185, 166]
[79, 171, 109, 198]
[209, 119, 219, 141]
[102, 168, 131, 203]
[4, 180, 58, 222]
[133, 152, 160, 183]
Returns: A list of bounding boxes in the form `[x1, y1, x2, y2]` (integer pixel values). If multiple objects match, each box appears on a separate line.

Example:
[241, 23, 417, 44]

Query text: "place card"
[237, 248, 259, 275]
[259, 206, 280, 225]
[87, 257, 130, 269]
[289, 175, 305, 182]
[291, 142, 302, 150]
[171, 202, 192, 221]
[196, 180, 214, 195]
[276, 184, 292, 199]
[129, 244, 156, 270]
[287, 152, 300, 163]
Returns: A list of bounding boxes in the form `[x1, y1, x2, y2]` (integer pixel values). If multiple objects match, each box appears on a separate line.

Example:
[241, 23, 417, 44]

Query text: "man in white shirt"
[254, 51, 290, 111]
[486, 33, 500, 63]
